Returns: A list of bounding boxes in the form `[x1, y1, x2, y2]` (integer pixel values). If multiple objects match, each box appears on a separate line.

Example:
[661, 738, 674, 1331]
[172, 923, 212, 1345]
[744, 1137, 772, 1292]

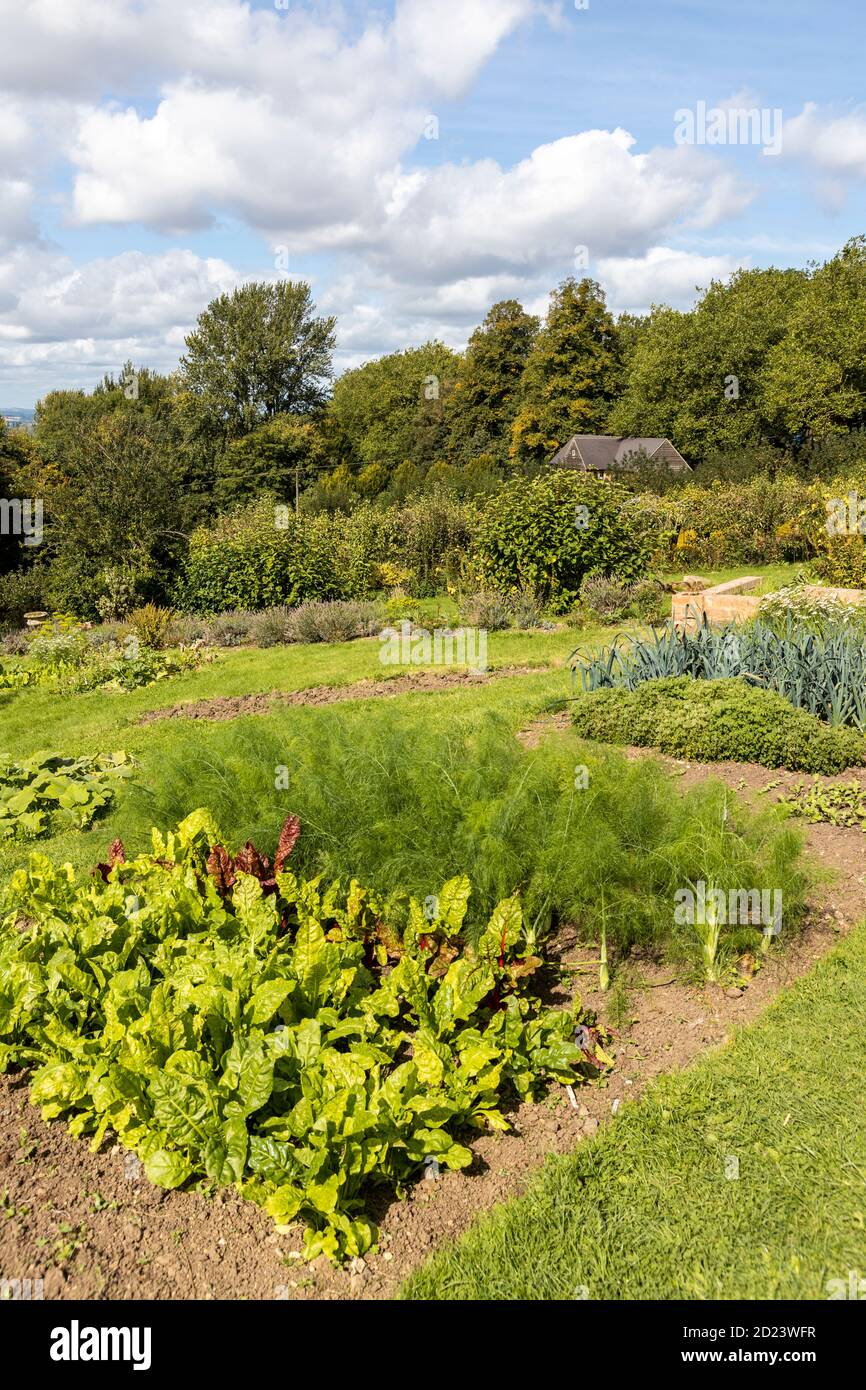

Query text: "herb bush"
[571, 677, 866, 773]
[473, 472, 652, 611]
[0, 810, 609, 1262]
[115, 710, 809, 962]
[0, 751, 132, 840]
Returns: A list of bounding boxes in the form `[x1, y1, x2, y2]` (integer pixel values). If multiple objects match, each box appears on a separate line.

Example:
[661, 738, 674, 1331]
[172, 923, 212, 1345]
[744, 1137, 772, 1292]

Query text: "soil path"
[138, 666, 549, 723]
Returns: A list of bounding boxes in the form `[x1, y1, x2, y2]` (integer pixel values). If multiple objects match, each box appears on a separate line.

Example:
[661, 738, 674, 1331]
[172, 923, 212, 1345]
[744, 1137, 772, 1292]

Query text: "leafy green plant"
[778, 779, 866, 830]
[473, 471, 652, 611]
[0, 810, 610, 1263]
[128, 604, 174, 650]
[571, 676, 866, 773]
[47, 644, 206, 695]
[0, 751, 132, 840]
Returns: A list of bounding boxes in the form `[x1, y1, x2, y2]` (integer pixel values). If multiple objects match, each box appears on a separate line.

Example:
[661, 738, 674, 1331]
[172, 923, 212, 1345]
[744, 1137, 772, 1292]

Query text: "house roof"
[549, 434, 689, 471]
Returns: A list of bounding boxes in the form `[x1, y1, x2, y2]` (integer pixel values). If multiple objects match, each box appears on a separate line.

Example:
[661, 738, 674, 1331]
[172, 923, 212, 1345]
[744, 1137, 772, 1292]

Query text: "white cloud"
[0, 247, 243, 389]
[0, 0, 760, 397]
[782, 102, 866, 178]
[596, 246, 747, 315]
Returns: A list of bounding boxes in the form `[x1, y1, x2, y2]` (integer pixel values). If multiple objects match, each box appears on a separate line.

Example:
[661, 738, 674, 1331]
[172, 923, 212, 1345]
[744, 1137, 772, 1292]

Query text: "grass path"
[402, 918, 866, 1301]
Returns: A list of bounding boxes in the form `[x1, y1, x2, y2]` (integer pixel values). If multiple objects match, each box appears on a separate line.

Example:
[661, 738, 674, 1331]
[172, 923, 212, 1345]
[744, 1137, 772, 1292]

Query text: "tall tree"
[510, 278, 619, 468]
[761, 238, 866, 442]
[179, 281, 336, 441]
[446, 299, 538, 466]
[328, 342, 460, 474]
[214, 414, 332, 509]
[609, 266, 809, 460]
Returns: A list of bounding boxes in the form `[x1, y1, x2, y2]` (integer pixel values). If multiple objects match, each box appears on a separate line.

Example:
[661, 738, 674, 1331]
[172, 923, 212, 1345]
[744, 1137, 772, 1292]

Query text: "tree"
[29, 372, 190, 614]
[608, 266, 809, 461]
[761, 238, 866, 442]
[214, 415, 331, 509]
[445, 299, 538, 466]
[328, 342, 460, 474]
[510, 278, 620, 469]
[0, 421, 37, 576]
[179, 281, 336, 441]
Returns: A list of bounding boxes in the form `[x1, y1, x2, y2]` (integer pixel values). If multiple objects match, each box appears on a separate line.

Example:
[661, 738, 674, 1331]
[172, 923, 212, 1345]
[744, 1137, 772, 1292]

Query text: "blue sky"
[0, 0, 864, 406]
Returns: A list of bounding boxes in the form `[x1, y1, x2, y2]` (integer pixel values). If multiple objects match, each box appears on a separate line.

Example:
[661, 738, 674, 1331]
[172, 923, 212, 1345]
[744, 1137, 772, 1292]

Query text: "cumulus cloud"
[0, 0, 759, 397]
[782, 102, 866, 177]
[0, 247, 243, 389]
[596, 246, 747, 315]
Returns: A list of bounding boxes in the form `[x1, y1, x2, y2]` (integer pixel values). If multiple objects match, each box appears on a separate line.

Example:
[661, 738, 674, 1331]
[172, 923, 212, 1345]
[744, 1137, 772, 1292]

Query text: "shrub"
[334, 504, 400, 599]
[201, 612, 255, 647]
[392, 494, 479, 597]
[473, 472, 651, 611]
[571, 677, 866, 773]
[245, 606, 293, 648]
[178, 498, 343, 614]
[0, 568, 46, 626]
[1, 629, 28, 656]
[510, 587, 546, 630]
[580, 575, 666, 624]
[459, 591, 513, 631]
[285, 599, 381, 644]
[580, 574, 632, 619]
[631, 476, 814, 568]
[96, 563, 154, 621]
[128, 604, 174, 650]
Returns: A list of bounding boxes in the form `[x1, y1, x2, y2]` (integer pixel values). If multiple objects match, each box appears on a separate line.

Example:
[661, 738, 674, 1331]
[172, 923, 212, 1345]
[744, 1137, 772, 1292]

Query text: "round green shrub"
[473, 471, 652, 611]
[572, 676, 866, 774]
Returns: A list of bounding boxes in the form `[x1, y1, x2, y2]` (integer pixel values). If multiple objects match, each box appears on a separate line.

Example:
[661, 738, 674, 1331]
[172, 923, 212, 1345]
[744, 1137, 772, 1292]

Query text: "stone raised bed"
[672, 576, 866, 629]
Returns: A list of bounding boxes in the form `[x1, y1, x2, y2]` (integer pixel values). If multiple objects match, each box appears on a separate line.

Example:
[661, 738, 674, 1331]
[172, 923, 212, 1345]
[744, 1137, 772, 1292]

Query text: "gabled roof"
[549, 434, 690, 472]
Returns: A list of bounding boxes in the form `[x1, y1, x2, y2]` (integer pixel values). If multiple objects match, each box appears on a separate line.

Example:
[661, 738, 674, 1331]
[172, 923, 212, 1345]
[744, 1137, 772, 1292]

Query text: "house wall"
[650, 441, 690, 473]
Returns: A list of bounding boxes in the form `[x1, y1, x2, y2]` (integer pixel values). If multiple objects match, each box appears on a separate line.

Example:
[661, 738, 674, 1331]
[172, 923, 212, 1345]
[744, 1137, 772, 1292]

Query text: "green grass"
[402, 919, 866, 1300]
[660, 561, 804, 595]
[0, 625, 583, 762]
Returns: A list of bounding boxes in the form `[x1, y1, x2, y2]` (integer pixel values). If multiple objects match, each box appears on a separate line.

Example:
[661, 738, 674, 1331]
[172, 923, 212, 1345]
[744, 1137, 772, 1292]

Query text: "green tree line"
[3, 237, 866, 617]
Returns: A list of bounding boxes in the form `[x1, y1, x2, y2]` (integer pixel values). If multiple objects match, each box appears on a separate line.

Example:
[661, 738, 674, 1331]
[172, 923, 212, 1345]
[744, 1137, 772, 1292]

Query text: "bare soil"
[2, 742, 863, 1302]
[138, 666, 547, 723]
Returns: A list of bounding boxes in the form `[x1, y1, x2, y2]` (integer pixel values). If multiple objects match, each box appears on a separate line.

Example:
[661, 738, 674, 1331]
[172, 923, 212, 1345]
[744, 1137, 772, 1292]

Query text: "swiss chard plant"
[0, 810, 610, 1262]
[0, 750, 133, 841]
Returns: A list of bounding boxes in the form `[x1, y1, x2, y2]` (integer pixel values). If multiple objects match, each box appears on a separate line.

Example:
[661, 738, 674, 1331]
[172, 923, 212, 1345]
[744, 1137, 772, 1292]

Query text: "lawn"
[402, 916, 866, 1300]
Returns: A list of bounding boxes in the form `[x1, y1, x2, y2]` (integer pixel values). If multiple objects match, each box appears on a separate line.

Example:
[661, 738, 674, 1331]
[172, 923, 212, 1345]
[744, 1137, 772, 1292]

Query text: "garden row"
[7, 461, 866, 625]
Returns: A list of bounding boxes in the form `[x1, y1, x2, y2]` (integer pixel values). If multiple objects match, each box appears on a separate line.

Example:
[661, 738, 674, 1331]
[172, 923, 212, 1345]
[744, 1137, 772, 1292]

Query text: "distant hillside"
[0, 407, 35, 429]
